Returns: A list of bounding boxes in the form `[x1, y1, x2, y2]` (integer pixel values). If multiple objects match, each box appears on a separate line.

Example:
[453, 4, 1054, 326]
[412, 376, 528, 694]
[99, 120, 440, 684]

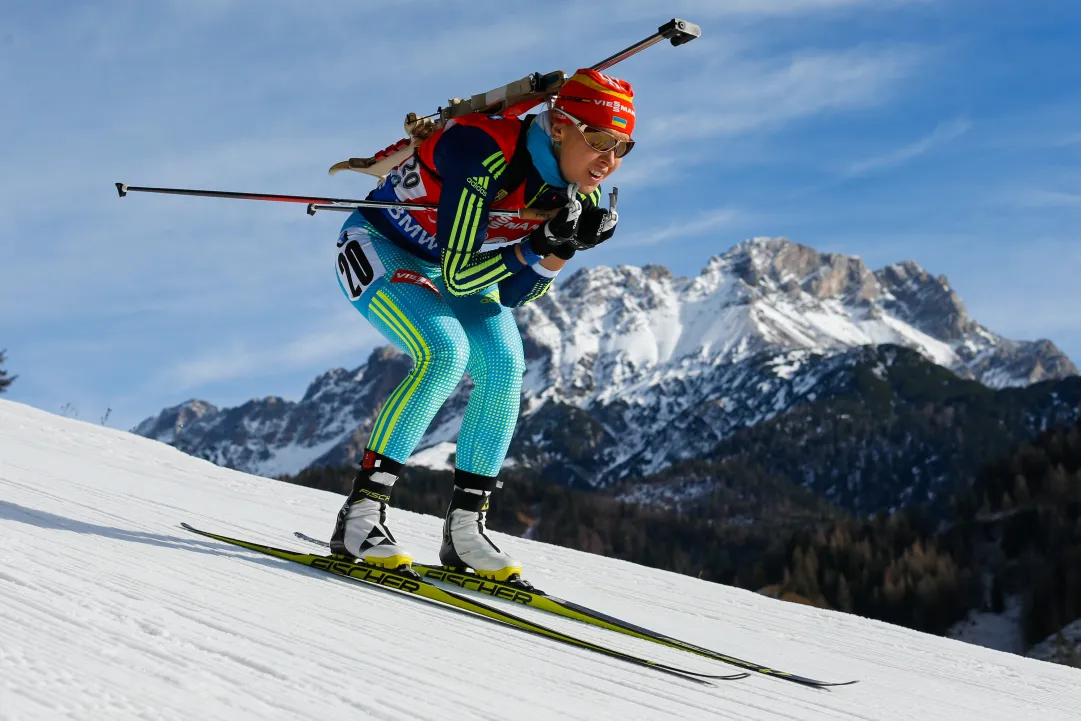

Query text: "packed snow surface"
[2, 399, 1078, 720]
[948, 596, 1027, 655]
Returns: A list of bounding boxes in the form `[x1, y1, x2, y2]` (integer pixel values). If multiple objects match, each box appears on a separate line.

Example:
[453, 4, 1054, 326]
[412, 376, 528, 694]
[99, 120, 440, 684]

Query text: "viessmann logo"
[487, 216, 537, 231]
[592, 99, 636, 116]
[390, 269, 440, 296]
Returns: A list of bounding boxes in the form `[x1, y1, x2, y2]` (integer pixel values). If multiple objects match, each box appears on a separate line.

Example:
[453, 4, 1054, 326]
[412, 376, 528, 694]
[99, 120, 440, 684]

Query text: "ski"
[181, 524, 746, 686]
[293, 530, 857, 688]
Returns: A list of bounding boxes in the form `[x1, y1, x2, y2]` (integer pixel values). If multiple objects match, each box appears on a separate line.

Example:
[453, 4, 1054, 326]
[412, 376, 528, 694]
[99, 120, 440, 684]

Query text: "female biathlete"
[329, 69, 635, 582]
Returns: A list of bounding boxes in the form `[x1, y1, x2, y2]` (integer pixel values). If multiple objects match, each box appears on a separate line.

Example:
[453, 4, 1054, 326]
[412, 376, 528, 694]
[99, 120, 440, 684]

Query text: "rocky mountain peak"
[718, 237, 879, 303]
[875, 261, 974, 341]
[132, 399, 218, 443]
[642, 264, 675, 282]
[526, 237, 1076, 391]
[301, 346, 407, 403]
[559, 263, 672, 299]
[301, 368, 350, 403]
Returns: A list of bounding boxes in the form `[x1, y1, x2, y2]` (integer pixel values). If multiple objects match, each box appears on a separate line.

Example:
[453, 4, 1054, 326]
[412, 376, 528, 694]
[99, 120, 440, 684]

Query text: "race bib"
[386, 154, 428, 201]
[335, 227, 387, 302]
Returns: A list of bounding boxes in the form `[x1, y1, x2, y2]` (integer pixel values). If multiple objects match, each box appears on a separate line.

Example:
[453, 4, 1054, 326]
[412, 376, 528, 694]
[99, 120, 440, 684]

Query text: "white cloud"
[168, 313, 384, 390]
[613, 0, 930, 19]
[713, 0, 926, 14]
[604, 155, 683, 189]
[960, 239, 1081, 339]
[1015, 189, 1081, 208]
[641, 46, 924, 143]
[618, 208, 743, 247]
[845, 118, 972, 176]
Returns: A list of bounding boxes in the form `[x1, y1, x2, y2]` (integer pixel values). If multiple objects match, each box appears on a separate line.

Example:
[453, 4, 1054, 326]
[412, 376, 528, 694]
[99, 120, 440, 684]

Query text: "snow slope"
[2, 399, 1078, 720]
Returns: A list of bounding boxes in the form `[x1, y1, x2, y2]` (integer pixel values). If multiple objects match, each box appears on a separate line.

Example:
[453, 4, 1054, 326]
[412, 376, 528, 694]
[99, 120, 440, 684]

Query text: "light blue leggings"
[334, 215, 525, 477]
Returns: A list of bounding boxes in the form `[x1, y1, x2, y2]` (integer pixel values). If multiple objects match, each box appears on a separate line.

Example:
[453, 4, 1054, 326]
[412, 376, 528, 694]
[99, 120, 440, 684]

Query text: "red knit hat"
[553, 69, 635, 136]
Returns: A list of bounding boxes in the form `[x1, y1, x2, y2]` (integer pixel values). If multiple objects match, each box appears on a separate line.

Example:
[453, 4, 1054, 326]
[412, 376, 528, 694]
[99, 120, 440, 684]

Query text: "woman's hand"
[575, 205, 618, 249]
[527, 195, 582, 261]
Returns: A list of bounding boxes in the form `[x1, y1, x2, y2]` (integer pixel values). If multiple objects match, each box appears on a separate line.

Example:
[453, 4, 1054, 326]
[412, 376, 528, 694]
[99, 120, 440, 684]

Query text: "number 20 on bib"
[336, 227, 386, 302]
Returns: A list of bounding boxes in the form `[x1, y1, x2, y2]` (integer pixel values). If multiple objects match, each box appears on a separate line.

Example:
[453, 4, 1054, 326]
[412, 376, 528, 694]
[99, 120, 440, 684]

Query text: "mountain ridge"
[134, 237, 1077, 483]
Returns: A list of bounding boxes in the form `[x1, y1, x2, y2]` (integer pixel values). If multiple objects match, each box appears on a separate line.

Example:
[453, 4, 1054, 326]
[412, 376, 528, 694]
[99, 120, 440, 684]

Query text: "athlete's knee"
[420, 334, 471, 384]
[471, 342, 526, 389]
[504, 345, 527, 380]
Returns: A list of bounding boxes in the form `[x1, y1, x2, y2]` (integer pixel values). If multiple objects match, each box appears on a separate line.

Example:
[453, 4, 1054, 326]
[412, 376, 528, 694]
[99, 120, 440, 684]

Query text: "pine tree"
[1053, 629, 1081, 668]
[0, 350, 13, 393]
[1013, 474, 1031, 506]
[836, 574, 854, 613]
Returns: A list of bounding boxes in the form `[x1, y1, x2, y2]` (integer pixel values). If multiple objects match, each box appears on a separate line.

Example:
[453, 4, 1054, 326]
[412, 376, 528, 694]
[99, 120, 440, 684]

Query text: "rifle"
[329, 18, 701, 181]
[117, 19, 699, 217]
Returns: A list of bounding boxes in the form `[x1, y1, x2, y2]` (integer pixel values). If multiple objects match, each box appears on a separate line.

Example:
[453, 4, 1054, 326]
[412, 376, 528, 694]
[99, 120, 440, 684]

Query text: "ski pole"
[591, 18, 701, 72]
[115, 183, 557, 220]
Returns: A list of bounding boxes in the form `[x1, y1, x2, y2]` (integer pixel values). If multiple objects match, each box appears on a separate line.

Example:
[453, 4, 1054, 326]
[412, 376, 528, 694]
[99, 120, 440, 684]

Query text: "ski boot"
[330, 450, 413, 571]
[439, 470, 524, 583]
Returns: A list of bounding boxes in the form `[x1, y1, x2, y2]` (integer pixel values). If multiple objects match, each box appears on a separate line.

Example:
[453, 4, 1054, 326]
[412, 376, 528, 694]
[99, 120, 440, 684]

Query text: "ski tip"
[672, 669, 748, 685]
[713, 672, 751, 681]
[793, 679, 860, 689]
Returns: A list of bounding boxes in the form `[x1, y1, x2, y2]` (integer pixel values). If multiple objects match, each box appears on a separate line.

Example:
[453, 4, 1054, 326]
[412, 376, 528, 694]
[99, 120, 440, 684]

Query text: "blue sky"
[2, 0, 1079, 430]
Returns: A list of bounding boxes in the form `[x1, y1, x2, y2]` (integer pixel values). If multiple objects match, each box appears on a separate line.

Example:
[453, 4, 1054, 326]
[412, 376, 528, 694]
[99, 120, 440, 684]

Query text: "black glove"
[527, 187, 582, 260]
[575, 205, 618, 249]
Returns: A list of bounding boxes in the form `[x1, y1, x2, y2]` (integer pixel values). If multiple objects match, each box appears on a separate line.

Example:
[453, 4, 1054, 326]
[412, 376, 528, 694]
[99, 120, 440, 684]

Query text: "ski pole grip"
[519, 208, 558, 221]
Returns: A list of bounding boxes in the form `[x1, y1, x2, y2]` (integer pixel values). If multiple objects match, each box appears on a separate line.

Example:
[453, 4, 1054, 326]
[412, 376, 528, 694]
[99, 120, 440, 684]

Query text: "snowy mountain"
[518, 237, 1074, 401]
[4, 399, 1080, 720]
[617, 346, 1081, 515]
[134, 237, 1077, 484]
[133, 347, 412, 478]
